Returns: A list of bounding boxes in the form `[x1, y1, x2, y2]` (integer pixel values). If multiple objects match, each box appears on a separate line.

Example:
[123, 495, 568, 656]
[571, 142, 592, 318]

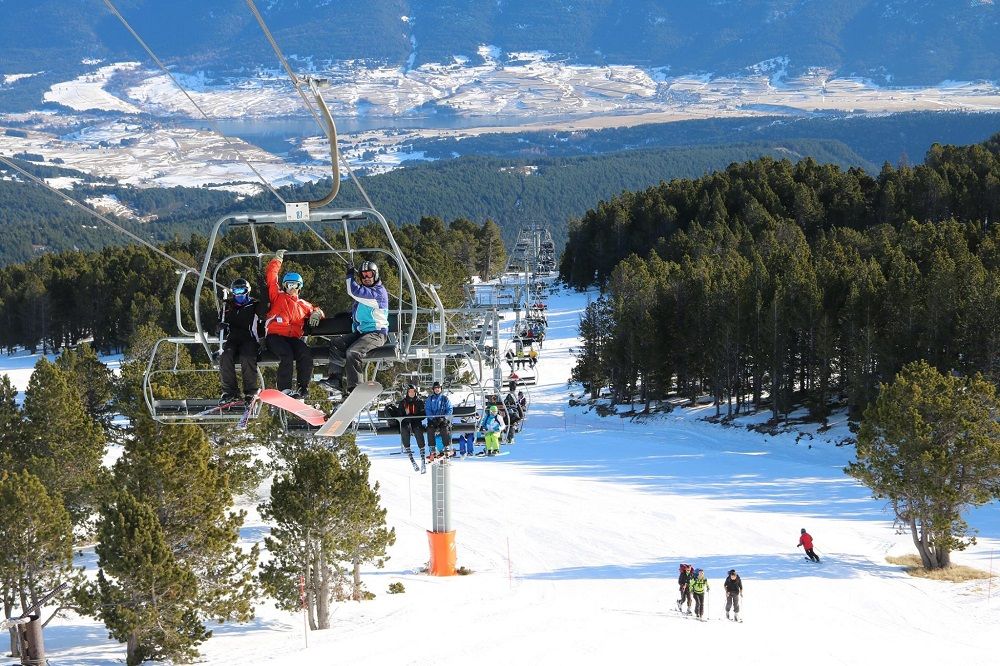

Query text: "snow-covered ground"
[3, 52, 1000, 190]
[6, 285, 998, 665]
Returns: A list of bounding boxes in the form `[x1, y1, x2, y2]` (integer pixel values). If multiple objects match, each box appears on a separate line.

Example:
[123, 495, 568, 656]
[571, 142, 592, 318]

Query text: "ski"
[195, 399, 244, 417]
[237, 392, 261, 429]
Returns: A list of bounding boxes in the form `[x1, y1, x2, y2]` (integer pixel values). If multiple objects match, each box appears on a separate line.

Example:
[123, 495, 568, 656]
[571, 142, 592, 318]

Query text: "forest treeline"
[0, 216, 506, 354]
[0, 138, 866, 266]
[564, 134, 1000, 418]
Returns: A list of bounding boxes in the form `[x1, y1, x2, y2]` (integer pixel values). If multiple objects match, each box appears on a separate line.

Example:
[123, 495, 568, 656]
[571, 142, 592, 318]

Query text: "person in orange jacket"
[264, 250, 323, 397]
[798, 528, 821, 562]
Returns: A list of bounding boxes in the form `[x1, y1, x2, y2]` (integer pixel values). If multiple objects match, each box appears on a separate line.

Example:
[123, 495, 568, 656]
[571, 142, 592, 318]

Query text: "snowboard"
[315, 381, 383, 437]
[258, 389, 328, 426]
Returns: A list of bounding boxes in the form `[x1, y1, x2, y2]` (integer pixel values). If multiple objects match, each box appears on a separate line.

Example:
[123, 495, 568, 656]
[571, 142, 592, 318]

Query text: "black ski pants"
[726, 592, 741, 614]
[805, 548, 820, 562]
[220, 339, 260, 396]
[265, 334, 312, 392]
[400, 419, 426, 453]
[693, 591, 705, 617]
[425, 417, 452, 454]
[329, 331, 387, 391]
[678, 585, 692, 609]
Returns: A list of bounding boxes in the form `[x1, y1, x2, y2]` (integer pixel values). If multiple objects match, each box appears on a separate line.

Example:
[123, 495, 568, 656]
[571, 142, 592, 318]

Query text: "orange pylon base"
[427, 530, 457, 576]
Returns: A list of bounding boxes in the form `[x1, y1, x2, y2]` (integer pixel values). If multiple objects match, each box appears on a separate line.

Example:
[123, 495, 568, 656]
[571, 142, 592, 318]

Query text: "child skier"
[478, 405, 506, 456]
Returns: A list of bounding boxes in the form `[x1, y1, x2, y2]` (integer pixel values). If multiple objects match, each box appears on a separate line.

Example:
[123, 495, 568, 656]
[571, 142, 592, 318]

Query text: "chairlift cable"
[101, 0, 289, 206]
[0, 155, 221, 287]
[243, 0, 381, 215]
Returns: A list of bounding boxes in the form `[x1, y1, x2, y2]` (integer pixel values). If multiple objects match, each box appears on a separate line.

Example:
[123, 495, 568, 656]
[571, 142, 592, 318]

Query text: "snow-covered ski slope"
[8, 285, 999, 665]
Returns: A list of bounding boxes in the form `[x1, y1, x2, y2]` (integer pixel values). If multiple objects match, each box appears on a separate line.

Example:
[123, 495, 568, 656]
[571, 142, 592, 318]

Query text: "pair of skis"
[256, 381, 382, 436]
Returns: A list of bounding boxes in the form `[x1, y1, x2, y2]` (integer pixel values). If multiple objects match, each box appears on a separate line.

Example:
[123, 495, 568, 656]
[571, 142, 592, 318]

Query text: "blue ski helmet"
[282, 272, 303, 291]
[231, 278, 251, 303]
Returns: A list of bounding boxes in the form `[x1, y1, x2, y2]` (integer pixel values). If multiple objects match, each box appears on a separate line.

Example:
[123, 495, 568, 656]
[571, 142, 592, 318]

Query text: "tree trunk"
[126, 632, 140, 666]
[352, 556, 363, 601]
[315, 549, 330, 630]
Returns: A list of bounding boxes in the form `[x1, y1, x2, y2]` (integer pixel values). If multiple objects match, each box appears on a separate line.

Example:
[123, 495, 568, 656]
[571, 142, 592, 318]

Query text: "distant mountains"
[1, 0, 998, 87]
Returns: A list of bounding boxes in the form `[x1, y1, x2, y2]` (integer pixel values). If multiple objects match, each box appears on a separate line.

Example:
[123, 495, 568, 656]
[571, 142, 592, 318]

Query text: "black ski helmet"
[728, 569, 737, 576]
[406, 384, 417, 393]
[801, 528, 807, 534]
[359, 260, 379, 282]
[230, 278, 251, 294]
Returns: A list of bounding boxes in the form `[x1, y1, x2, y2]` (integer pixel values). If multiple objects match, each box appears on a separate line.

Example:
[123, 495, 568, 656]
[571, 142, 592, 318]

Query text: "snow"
[2, 72, 41, 85]
[43, 62, 144, 114]
[5, 284, 998, 664]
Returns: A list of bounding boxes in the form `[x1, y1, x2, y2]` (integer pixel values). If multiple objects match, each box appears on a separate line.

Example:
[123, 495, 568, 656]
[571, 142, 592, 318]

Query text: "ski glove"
[308, 309, 324, 327]
[346, 264, 356, 279]
[274, 249, 286, 262]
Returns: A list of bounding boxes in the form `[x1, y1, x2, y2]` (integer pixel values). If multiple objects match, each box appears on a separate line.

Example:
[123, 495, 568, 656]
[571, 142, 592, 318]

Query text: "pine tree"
[848, 360, 1000, 569]
[55, 342, 113, 427]
[16, 358, 106, 526]
[259, 441, 394, 628]
[114, 416, 258, 624]
[571, 296, 613, 399]
[331, 440, 396, 601]
[0, 470, 79, 658]
[0, 375, 21, 471]
[91, 491, 207, 666]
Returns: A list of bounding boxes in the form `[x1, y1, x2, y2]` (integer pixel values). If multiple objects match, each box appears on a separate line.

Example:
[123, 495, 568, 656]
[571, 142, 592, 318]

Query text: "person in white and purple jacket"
[319, 260, 389, 395]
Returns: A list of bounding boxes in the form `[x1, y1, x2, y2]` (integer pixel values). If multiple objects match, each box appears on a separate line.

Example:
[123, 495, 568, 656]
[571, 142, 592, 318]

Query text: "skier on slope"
[723, 569, 743, 621]
[676, 563, 694, 615]
[689, 568, 709, 620]
[319, 260, 389, 397]
[217, 277, 267, 405]
[798, 528, 821, 562]
[265, 251, 323, 398]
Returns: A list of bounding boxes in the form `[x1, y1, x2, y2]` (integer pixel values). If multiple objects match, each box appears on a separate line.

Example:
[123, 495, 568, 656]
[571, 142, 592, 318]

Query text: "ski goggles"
[360, 269, 376, 279]
[232, 286, 249, 295]
[282, 281, 302, 290]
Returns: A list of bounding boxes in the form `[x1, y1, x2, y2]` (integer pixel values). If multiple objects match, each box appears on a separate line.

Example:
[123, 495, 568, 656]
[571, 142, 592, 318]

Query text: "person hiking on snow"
[723, 569, 743, 621]
[319, 260, 389, 397]
[265, 251, 323, 398]
[397, 384, 426, 473]
[798, 528, 821, 562]
[478, 404, 505, 456]
[676, 563, 694, 614]
[217, 277, 267, 404]
[690, 568, 709, 620]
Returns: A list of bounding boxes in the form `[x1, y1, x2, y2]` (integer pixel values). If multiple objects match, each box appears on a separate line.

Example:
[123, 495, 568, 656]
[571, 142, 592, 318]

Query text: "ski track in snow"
[3, 285, 999, 665]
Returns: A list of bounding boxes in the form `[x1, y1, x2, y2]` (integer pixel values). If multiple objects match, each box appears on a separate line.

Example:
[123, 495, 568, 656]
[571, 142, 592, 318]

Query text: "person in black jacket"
[503, 391, 523, 443]
[218, 278, 268, 403]
[676, 563, 694, 614]
[397, 384, 426, 473]
[723, 569, 743, 621]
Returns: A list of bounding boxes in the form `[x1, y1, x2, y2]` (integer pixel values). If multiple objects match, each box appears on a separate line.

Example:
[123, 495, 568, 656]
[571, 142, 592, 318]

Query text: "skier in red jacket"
[264, 250, 323, 397]
[798, 528, 821, 562]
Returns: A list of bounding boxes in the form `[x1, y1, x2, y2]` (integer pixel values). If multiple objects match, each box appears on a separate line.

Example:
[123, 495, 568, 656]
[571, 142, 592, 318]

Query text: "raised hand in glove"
[274, 249, 286, 262]
[346, 264, 356, 279]
[308, 309, 324, 327]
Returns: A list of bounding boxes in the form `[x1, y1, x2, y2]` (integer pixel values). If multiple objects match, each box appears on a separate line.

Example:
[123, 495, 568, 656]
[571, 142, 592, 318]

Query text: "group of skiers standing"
[675, 529, 822, 622]
[676, 564, 743, 622]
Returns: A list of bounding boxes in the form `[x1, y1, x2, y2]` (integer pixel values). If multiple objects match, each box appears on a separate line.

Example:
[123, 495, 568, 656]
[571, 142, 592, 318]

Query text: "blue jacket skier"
[424, 381, 453, 459]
